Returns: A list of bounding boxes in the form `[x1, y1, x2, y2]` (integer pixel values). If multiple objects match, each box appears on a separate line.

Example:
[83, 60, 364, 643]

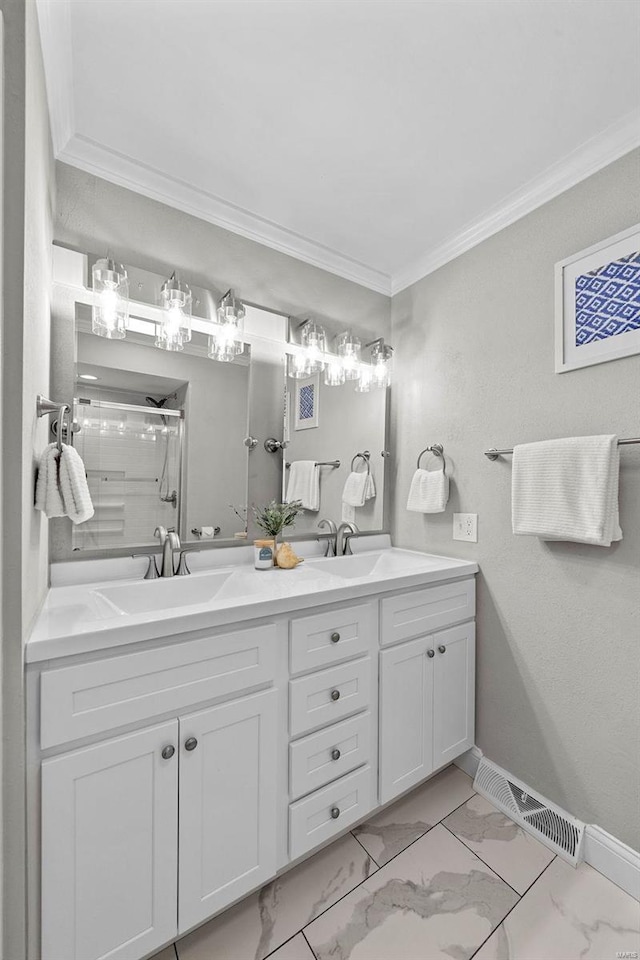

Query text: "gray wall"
[0, 1, 55, 956]
[390, 149, 640, 848]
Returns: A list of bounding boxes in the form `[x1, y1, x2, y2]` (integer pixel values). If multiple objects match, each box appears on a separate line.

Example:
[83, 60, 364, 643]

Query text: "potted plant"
[252, 500, 303, 567]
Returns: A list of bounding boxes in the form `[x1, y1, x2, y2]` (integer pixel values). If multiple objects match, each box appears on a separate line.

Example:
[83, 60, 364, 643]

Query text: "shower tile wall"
[73, 406, 180, 550]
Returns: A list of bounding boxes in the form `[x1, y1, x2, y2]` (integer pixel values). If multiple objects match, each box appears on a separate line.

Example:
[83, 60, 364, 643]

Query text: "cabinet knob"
[438, 645, 446, 654]
[427, 649, 435, 658]
[161, 745, 175, 760]
[330, 689, 341, 701]
[330, 807, 340, 819]
[184, 737, 198, 751]
[331, 748, 341, 761]
[330, 632, 341, 643]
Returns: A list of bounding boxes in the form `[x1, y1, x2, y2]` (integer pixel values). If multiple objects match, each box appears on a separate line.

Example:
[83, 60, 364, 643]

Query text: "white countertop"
[27, 540, 477, 663]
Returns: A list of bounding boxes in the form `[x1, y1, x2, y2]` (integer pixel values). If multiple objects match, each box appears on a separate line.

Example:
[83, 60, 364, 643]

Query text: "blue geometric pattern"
[299, 384, 315, 421]
[575, 251, 640, 346]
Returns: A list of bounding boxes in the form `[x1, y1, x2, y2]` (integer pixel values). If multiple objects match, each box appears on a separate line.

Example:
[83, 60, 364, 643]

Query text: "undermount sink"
[92, 570, 234, 616]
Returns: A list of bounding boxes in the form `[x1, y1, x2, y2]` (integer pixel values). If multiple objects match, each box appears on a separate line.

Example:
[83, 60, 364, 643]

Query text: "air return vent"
[474, 758, 585, 866]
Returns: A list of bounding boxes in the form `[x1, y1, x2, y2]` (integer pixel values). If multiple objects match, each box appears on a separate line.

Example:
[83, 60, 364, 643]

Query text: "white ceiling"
[38, 0, 640, 295]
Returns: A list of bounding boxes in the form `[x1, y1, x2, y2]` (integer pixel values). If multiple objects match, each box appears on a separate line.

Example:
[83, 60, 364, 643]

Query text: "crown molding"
[58, 134, 393, 296]
[36, 0, 74, 155]
[391, 111, 640, 295]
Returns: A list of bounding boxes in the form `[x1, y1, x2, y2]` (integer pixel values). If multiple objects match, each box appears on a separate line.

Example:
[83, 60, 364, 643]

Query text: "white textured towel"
[512, 435, 622, 546]
[286, 460, 320, 511]
[407, 467, 449, 513]
[35, 442, 94, 524]
[341, 470, 376, 522]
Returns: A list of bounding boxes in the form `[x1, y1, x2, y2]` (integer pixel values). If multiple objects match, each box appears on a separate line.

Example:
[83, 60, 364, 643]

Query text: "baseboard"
[456, 746, 639, 900]
[583, 825, 640, 901]
[453, 745, 483, 779]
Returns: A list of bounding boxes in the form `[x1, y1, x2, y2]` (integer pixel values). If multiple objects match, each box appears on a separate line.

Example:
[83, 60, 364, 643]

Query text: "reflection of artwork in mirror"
[284, 365, 387, 535]
[294, 374, 319, 431]
[72, 325, 250, 551]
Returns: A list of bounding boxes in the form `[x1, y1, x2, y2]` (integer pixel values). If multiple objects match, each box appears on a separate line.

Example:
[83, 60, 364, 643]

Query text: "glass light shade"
[370, 341, 393, 388]
[91, 258, 129, 339]
[287, 352, 310, 379]
[355, 363, 373, 392]
[301, 320, 327, 374]
[324, 359, 346, 386]
[157, 275, 192, 351]
[209, 290, 245, 362]
[337, 332, 362, 380]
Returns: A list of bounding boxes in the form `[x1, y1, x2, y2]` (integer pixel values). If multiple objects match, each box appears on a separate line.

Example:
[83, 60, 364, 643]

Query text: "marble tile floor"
[152, 765, 639, 960]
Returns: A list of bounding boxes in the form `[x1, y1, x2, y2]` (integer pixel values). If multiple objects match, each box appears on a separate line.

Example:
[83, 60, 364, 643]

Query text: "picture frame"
[555, 223, 640, 373]
[294, 374, 319, 431]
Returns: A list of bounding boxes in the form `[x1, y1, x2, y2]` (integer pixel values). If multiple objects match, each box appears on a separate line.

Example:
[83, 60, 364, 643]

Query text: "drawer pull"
[330, 806, 340, 819]
[330, 689, 341, 701]
[331, 748, 341, 761]
[184, 737, 198, 751]
[161, 745, 175, 760]
[330, 632, 341, 643]
[427, 649, 435, 658]
[438, 645, 446, 654]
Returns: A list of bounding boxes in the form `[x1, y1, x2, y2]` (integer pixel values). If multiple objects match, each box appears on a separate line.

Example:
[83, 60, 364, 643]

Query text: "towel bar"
[485, 437, 640, 460]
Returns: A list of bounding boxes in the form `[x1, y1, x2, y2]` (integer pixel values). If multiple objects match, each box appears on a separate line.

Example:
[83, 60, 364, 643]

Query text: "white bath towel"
[512, 435, 622, 546]
[35, 443, 94, 524]
[286, 460, 320, 511]
[341, 470, 376, 522]
[406, 467, 449, 513]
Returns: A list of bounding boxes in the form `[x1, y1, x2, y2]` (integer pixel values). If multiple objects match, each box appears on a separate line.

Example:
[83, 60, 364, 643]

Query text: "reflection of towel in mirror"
[286, 460, 320, 511]
[35, 443, 95, 524]
[406, 468, 449, 513]
[342, 471, 376, 522]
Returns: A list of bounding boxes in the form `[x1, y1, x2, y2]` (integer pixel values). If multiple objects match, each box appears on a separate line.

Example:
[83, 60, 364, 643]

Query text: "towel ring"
[36, 394, 70, 454]
[417, 444, 446, 476]
[351, 451, 370, 474]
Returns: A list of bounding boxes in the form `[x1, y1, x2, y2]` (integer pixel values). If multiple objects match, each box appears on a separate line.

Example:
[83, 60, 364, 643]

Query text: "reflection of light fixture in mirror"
[208, 288, 245, 362]
[301, 320, 327, 374]
[287, 352, 309, 379]
[324, 358, 346, 386]
[91, 257, 129, 339]
[355, 363, 372, 392]
[368, 338, 393, 387]
[157, 273, 192, 351]
[79, 373, 100, 381]
[337, 332, 361, 380]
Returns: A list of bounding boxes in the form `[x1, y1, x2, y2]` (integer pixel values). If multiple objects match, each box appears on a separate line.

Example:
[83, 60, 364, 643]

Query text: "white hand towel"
[512, 435, 622, 546]
[58, 443, 95, 524]
[406, 468, 449, 513]
[341, 471, 376, 522]
[35, 443, 66, 518]
[286, 460, 320, 511]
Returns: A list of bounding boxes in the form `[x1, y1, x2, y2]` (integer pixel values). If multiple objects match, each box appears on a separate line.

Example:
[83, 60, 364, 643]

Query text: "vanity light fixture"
[300, 320, 327, 374]
[208, 289, 245, 362]
[324, 357, 346, 387]
[368, 338, 393, 388]
[157, 273, 192, 351]
[91, 257, 129, 339]
[287, 351, 310, 379]
[336, 332, 362, 380]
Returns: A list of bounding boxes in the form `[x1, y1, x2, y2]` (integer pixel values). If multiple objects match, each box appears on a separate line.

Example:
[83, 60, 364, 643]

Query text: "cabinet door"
[379, 636, 434, 804]
[433, 622, 475, 768]
[178, 689, 278, 933]
[41, 721, 178, 960]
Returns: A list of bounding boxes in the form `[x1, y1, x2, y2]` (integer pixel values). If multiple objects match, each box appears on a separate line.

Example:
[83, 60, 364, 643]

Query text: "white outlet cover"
[453, 513, 478, 543]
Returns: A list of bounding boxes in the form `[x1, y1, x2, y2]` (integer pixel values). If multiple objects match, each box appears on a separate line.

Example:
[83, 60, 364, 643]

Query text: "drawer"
[289, 711, 371, 800]
[40, 624, 278, 749]
[381, 578, 475, 647]
[289, 602, 375, 675]
[289, 657, 370, 738]
[289, 765, 373, 860]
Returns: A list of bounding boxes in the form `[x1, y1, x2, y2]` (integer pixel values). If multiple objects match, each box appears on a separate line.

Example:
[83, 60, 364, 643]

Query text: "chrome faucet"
[317, 519, 338, 557]
[155, 526, 181, 577]
[336, 521, 359, 556]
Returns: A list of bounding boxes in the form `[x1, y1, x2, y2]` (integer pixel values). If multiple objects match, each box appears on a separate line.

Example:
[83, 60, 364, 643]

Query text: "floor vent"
[474, 758, 585, 866]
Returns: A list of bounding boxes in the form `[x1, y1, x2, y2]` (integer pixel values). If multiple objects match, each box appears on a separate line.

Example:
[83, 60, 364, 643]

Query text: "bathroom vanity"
[25, 542, 477, 960]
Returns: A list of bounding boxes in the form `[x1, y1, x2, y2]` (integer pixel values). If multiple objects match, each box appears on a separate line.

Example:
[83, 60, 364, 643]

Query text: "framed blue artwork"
[294, 374, 319, 430]
[555, 224, 640, 372]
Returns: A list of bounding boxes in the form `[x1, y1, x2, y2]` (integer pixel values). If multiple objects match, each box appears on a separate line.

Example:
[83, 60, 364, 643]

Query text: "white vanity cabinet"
[30, 560, 477, 960]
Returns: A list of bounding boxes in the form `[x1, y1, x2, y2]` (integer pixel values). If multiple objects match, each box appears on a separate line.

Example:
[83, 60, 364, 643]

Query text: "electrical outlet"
[453, 513, 478, 542]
